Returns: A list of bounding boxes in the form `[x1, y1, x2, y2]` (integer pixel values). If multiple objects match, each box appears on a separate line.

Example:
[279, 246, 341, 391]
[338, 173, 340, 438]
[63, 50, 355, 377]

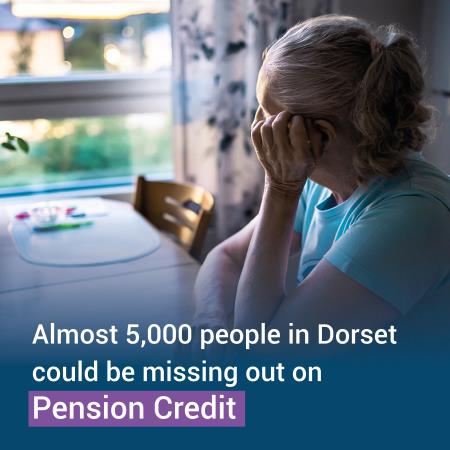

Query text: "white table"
[0, 199, 199, 362]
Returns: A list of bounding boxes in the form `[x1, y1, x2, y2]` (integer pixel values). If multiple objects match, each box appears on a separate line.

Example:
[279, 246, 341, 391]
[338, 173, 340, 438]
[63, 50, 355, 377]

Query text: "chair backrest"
[133, 176, 214, 260]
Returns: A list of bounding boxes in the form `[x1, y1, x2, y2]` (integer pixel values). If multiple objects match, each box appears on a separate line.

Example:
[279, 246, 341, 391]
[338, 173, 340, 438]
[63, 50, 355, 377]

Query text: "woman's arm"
[193, 217, 257, 328]
[235, 185, 302, 328]
[193, 216, 301, 329]
[234, 111, 400, 330]
[234, 185, 400, 330]
[269, 259, 400, 332]
[234, 112, 316, 328]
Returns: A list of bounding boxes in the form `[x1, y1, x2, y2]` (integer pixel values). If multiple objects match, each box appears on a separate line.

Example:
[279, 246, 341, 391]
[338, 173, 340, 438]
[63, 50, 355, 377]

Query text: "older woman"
[194, 15, 449, 333]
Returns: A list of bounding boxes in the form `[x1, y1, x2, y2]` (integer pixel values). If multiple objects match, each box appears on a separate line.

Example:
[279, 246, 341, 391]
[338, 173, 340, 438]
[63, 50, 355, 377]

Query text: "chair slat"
[163, 196, 199, 229]
[133, 177, 214, 260]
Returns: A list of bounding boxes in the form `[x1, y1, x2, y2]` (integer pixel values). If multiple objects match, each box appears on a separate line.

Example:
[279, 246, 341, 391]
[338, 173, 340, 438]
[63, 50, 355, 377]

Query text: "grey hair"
[264, 14, 433, 183]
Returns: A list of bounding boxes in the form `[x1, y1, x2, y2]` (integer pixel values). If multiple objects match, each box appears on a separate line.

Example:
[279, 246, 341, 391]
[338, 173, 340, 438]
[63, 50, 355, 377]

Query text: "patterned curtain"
[171, 0, 333, 240]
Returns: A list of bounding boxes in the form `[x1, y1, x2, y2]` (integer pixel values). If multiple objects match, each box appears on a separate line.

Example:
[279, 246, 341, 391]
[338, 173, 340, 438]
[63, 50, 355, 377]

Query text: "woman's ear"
[313, 119, 337, 147]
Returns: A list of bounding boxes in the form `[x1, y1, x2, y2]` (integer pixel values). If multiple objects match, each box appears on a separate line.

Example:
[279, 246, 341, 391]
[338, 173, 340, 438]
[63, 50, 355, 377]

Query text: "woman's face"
[253, 66, 285, 125]
[253, 66, 344, 186]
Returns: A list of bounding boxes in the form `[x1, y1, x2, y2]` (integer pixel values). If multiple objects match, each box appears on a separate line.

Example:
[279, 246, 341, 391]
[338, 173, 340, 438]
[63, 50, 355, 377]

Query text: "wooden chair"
[133, 176, 215, 260]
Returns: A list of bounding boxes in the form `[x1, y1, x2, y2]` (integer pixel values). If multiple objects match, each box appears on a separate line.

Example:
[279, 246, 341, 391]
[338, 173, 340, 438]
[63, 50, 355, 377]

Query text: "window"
[0, 113, 171, 194]
[0, 0, 172, 196]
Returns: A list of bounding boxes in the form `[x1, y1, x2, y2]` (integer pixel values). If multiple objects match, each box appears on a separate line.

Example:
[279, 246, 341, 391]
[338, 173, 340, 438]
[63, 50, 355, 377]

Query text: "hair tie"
[370, 39, 383, 58]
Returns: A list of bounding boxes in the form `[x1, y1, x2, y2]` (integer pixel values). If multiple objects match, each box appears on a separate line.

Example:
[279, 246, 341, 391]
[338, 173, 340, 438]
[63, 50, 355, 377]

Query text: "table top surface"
[0, 198, 199, 361]
[7, 197, 162, 267]
[0, 199, 197, 293]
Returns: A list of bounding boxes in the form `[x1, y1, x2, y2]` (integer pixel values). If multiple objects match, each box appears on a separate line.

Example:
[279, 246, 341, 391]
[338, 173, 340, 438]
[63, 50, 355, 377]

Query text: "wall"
[338, 0, 424, 35]
[419, 0, 450, 170]
[338, 0, 449, 172]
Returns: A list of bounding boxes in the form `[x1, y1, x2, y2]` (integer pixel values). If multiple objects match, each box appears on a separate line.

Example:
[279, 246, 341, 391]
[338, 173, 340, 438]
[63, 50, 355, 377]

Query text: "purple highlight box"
[29, 391, 245, 427]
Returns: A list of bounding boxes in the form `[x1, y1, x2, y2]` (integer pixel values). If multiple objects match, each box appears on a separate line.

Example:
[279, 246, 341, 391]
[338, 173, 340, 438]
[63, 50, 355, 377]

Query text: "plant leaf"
[17, 137, 29, 152]
[1, 142, 16, 151]
[5, 132, 13, 141]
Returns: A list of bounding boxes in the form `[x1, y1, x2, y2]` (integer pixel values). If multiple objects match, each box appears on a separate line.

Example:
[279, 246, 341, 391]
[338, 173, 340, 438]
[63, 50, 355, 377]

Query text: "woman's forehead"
[256, 66, 284, 114]
[256, 67, 268, 103]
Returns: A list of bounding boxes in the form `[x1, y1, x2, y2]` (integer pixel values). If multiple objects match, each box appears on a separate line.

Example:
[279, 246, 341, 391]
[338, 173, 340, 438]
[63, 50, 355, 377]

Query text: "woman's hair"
[264, 15, 433, 183]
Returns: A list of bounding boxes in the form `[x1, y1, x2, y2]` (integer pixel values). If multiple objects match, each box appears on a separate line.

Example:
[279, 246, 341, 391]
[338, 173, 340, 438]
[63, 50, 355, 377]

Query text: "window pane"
[0, 1, 171, 77]
[0, 114, 172, 193]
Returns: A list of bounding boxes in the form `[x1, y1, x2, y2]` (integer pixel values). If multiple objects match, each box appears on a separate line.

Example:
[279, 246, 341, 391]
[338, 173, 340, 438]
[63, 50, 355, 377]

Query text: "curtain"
[11, 1, 170, 19]
[171, 0, 334, 240]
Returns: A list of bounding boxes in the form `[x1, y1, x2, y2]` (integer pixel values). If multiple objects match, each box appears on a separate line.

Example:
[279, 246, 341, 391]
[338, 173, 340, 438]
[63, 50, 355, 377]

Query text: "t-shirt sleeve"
[324, 195, 450, 314]
[294, 182, 309, 234]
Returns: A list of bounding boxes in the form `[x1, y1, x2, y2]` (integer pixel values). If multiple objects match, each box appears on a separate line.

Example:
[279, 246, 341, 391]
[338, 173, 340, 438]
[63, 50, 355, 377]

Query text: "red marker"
[15, 212, 30, 220]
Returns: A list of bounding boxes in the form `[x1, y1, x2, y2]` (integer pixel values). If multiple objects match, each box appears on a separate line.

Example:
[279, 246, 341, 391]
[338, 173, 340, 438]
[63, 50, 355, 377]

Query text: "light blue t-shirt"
[294, 153, 450, 315]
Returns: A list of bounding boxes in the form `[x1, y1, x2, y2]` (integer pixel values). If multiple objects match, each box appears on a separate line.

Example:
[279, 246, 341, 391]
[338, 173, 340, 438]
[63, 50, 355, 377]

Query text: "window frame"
[0, 71, 171, 121]
[0, 71, 172, 196]
[0, 0, 174, 197]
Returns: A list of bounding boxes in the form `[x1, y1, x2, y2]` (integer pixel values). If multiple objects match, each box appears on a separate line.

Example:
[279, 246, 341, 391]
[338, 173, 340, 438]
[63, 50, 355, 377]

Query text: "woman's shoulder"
[404, 156, 450, 209]
[365, 156, 450, 213]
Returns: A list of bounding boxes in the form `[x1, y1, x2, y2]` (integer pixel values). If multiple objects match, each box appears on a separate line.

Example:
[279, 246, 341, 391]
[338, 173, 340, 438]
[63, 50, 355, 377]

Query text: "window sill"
[0, 172, 172, 206]
[0, 184, 133, 206]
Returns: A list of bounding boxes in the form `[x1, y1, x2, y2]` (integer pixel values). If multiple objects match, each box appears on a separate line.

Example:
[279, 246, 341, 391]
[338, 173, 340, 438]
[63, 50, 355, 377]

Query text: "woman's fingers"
[252, 119, 275, 177]
[251, 111, 322, 186]
[260, 115, 276, 151]
[289, 115, 312, 160]
[305, 118, 323, 163]
[251, 119, 264, 150]
[260, 116, 279, 177]
[272, 111, 293, 150]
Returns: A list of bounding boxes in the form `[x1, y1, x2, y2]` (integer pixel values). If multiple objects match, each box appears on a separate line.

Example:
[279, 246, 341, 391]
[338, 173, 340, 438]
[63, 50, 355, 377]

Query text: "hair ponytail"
[265, 16, 434, 184]
[351, 26, 433, 182]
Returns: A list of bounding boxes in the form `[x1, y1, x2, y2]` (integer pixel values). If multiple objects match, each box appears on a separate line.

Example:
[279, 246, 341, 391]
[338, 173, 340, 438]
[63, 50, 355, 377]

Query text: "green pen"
[33, 221, 94, 232]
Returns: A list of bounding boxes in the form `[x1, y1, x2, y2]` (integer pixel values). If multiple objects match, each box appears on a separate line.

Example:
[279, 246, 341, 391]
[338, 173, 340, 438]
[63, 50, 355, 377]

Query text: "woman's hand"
[251, 111, 322, 194]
